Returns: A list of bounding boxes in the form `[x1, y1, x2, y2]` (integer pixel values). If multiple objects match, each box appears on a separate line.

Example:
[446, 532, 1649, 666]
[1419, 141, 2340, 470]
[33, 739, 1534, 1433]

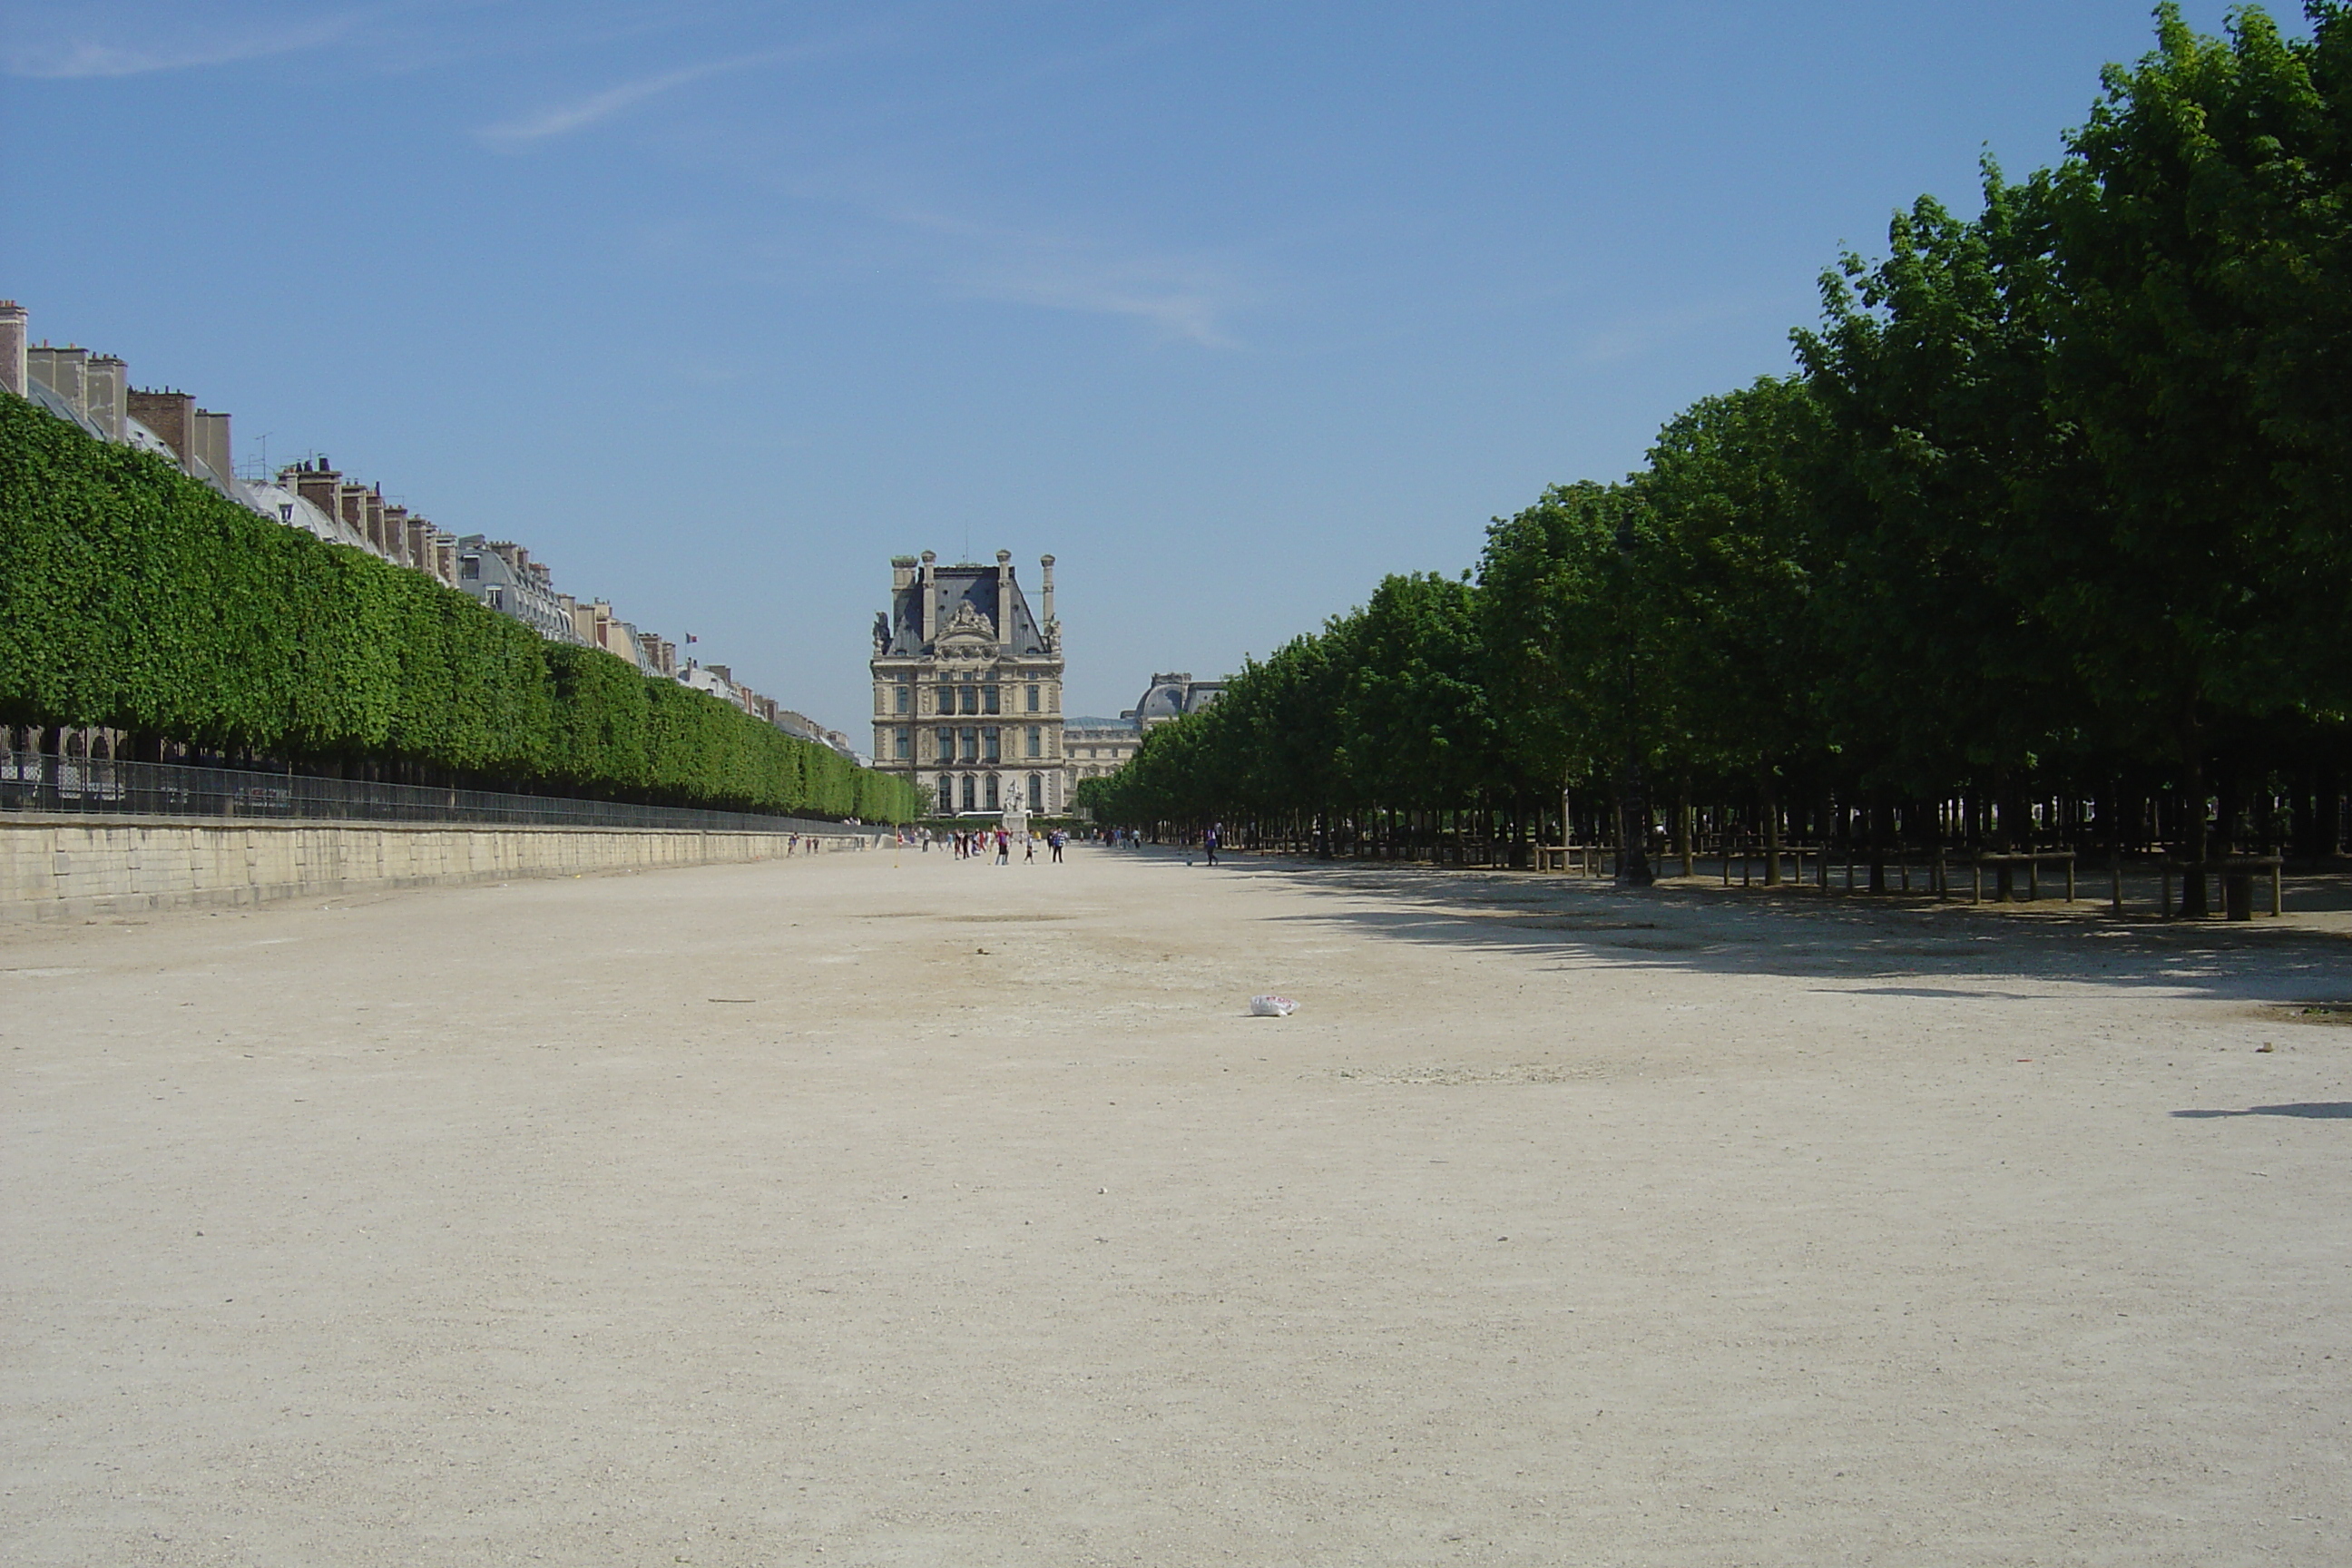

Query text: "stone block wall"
[0, 819, 877, 921]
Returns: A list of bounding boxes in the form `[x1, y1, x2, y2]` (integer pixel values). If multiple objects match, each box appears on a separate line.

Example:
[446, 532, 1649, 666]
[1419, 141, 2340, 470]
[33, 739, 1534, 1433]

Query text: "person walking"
[1204, 823, 1220, 866]
[995, 828, 1010, 865]
[1049, 828, 1064, 863]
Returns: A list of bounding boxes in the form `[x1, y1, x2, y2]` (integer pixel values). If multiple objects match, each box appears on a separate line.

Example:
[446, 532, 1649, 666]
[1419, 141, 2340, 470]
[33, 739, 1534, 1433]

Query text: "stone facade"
[1063, 719, 1142, 783]
[871, 551, 1064, 815]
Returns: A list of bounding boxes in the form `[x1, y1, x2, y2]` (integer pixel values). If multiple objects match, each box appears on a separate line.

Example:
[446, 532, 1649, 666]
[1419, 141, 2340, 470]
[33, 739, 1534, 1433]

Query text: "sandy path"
[4, 845, 2347, 1565]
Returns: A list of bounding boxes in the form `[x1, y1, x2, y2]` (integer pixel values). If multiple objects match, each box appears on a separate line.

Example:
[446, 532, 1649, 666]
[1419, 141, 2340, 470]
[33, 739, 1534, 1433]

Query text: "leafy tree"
[1795, 173, 2086, 808]
[2042, 1, 2352, 905]
[1637, 377, 1828, 810]
[1476, 480, 1672, 854]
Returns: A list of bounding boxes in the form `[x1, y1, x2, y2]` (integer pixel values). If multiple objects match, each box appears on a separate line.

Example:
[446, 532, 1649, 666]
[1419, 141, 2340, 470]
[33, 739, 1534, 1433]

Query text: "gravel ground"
[4, 844, 2348, 1566]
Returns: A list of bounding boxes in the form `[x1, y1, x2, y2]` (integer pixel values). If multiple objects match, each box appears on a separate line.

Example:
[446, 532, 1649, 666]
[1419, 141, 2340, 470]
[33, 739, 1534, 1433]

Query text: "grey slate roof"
[880, 564, 1050, 657]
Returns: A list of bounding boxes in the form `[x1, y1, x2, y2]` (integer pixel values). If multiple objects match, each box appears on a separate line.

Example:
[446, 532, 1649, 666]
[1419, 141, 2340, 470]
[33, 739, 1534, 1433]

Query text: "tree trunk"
[1678, 779, 1694, 877]
[1867, 788, 1886, 894]
[2179, 705, 2210, 918]
[2322, 760, 2344, 859]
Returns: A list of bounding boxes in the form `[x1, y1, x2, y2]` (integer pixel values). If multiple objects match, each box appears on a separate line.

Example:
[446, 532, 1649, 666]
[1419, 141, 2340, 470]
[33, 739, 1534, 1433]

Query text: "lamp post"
[1615, 514, 1653, 887]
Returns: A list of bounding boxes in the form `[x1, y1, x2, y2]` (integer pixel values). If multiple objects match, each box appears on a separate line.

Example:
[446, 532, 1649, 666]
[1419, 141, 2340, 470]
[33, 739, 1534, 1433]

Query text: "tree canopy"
[1087, 5, 2352, 894]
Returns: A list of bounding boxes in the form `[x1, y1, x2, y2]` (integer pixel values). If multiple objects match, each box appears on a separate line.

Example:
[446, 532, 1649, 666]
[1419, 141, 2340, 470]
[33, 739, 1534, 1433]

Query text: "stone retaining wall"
[0, 818, 877, 921]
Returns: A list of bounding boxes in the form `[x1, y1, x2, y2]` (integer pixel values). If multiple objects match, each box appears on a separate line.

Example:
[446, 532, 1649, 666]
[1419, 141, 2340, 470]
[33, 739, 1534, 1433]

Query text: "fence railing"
[0, 750, 877, 838]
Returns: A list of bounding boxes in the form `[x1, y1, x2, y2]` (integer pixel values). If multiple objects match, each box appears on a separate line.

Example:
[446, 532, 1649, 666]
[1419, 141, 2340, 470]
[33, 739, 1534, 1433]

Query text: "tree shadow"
[2172, 1103, 2352, 1120]
[1212, 855, 2352, 1007]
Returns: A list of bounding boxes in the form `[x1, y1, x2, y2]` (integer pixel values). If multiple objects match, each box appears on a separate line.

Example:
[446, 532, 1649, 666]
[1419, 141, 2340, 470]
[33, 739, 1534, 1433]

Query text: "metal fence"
[0, 750, 877, 838]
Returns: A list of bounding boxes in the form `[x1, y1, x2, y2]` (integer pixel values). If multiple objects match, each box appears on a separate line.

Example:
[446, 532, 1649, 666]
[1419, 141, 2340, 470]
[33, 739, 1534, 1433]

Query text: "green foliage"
[2045, 1, 2352, 737]
[1476, 479, 1660, 789]
[1085, 4, 2351, 843]
[0, 395, 917, 821]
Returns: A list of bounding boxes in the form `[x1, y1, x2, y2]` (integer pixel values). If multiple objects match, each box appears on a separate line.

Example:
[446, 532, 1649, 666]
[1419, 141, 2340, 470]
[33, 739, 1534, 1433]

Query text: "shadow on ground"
[1171, 851, 2352, 1007]
[2173, 1102, 2352, 1120]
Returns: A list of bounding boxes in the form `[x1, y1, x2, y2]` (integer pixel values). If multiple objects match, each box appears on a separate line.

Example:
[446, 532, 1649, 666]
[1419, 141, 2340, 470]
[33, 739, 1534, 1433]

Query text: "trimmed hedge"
[0, 394, 916, 821]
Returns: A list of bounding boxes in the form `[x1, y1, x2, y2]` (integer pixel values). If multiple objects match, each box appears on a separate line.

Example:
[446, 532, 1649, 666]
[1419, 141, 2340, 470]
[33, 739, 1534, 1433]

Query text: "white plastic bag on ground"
[1250, 995, 1298, 1017]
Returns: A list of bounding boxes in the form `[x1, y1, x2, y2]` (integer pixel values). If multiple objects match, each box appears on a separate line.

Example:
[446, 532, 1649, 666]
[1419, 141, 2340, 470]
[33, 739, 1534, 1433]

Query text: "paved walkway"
[5, 847, 2347, 1564]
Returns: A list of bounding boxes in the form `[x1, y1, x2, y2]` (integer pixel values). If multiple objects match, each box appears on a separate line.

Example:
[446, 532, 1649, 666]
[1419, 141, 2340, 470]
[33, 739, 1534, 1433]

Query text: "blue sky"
[1, 1, 2264, 730]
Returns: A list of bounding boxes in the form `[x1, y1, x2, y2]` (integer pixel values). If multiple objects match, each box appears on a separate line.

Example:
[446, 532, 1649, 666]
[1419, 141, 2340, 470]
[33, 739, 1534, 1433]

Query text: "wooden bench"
[1956, 850, 2077, 904]
[2161, 856, 2283, 919]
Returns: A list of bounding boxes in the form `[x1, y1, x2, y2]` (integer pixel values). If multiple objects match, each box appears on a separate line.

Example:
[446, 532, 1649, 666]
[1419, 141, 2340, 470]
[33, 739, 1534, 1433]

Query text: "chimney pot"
[0, 301, 25, 400]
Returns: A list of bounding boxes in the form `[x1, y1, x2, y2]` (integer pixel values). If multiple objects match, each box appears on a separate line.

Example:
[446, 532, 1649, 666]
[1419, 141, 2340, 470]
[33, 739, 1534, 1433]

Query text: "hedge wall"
[0, 394, 916, 821]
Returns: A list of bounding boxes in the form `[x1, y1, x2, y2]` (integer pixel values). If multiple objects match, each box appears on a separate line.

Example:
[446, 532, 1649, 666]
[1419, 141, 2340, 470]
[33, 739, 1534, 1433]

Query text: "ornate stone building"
[871, 551, 1064, 816]
[1128, 671, 1227, 728]
[1063, 718, 1141, 784]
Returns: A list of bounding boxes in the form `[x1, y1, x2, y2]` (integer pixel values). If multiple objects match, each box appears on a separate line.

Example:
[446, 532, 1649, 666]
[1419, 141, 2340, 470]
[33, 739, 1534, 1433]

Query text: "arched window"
[985, 774, 1000, 810]
[1028, 772, 1044, 809]
[961, 774, 976, 811]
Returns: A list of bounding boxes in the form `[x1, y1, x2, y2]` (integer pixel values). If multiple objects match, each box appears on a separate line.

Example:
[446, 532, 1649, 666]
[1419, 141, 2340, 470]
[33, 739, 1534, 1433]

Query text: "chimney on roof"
[1041, 554, 1055, 625]
[128, 388, 195, 467]
[919, 550, 937, 644]
[0, 302, 24, 398]
[336, 483, 370, 547]
[33, 348, 91, 424]
[292, 463, 340, 520]
[85, 357, 126, 440]
[193, 409, 230, 483]
[996, 550, 1013, 651]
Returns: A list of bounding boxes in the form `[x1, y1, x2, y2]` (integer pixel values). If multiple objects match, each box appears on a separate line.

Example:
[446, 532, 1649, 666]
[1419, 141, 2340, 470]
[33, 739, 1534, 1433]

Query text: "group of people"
[920, 826, 1069, 865]
[893, 823, 1236, 865]
[1089, 825, 1224, 863]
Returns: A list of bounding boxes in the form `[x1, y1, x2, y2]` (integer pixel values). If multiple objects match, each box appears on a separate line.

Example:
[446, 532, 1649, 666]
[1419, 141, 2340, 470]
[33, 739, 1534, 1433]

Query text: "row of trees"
[1083, 5, 2352, 913]
[0, 393, 919, 822]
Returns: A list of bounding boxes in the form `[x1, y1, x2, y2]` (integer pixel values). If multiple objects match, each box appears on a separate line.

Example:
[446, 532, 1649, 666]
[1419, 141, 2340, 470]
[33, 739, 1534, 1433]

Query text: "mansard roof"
[879, 562, 1051, 659]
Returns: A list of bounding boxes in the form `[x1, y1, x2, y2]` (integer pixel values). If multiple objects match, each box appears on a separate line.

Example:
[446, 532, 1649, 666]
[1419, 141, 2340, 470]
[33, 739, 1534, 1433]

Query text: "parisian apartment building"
[1, 299, 857, 765]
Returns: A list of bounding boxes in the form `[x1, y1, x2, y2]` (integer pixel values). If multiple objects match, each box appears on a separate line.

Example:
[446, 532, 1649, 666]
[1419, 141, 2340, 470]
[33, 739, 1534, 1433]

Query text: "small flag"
[684, 632, 698, 643]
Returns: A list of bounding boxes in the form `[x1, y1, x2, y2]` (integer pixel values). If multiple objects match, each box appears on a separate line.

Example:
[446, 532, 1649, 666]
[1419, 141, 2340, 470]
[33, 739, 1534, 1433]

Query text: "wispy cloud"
[3, 12, 367, 79]
[478, 43, 835, 149]
[894, 210, 1250, 348]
